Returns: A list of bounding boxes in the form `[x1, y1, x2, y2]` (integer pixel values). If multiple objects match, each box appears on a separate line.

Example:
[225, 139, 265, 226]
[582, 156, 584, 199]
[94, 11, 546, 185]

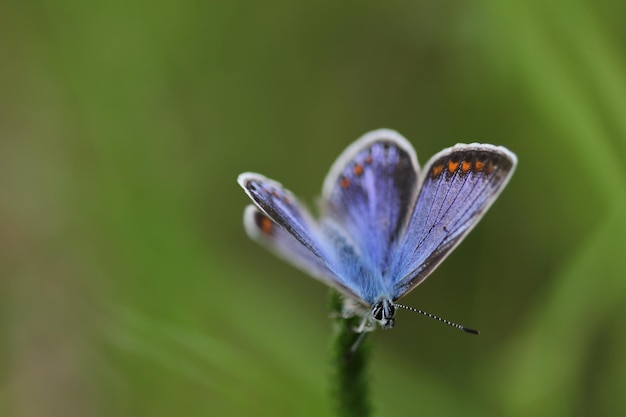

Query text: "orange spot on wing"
[353, 164, 364, 176]
[485, 162, 494, 174]
[448, 160, 459, 172]
[340, 177, 350, 188]
[260, 216, 274, 234]
[475, 160, 485, 171]
[432, 164, 444, 177]
[461, 161, 472, 172]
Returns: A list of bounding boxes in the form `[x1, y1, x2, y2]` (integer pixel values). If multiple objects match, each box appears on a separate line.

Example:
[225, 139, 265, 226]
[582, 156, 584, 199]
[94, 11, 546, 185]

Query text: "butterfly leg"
[347, 330, 368, 359]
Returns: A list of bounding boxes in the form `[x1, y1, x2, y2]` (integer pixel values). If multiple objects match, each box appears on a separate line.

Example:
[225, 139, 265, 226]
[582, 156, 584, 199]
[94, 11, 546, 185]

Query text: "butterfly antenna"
[393, 303, 479, 335]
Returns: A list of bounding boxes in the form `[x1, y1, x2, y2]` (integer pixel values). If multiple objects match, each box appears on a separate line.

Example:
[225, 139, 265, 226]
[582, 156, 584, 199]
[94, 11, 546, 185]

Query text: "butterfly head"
[371, 299, 395, 329]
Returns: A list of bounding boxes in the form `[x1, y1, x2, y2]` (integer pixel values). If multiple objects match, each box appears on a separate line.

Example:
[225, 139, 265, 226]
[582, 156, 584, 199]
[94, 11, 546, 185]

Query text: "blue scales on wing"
[390, 144, 517, 299]
[319, 130, 419, 303]
[238, 173, 360, 300]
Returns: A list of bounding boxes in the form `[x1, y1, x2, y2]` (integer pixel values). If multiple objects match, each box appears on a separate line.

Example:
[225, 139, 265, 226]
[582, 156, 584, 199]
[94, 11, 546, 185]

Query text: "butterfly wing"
[238, 173, 361, 300]
[320, 130, 419, 289]
[391, 144, 517, 299]
[319, 130, 420, 305]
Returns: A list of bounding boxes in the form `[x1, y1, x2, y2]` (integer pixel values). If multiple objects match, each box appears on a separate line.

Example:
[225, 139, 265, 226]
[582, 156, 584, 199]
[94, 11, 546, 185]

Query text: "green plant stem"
[329, 290, 371, 417]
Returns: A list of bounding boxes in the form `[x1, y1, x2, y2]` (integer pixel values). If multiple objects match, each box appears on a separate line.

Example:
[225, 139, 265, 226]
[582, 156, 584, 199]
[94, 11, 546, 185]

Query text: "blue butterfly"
[238, 129, 517, 334]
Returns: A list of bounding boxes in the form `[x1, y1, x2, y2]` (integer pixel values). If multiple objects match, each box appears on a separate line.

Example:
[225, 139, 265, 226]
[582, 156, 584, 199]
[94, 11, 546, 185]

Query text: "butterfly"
[238, 129, 517, 334]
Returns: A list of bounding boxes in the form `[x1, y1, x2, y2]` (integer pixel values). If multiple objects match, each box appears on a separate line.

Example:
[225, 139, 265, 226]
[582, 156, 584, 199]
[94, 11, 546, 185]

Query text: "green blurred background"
[2, 1, 626, 416]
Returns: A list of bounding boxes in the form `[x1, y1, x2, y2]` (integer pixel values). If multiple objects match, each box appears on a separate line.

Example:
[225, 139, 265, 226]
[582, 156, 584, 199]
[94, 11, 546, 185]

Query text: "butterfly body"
[239, 129, 516, 332]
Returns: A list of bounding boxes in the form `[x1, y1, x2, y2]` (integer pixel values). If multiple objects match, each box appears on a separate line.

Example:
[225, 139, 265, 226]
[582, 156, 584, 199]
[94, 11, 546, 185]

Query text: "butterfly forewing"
[238, 173, 362, 300]
[391, 144, 517, 298]
[321, 130, 419, 278]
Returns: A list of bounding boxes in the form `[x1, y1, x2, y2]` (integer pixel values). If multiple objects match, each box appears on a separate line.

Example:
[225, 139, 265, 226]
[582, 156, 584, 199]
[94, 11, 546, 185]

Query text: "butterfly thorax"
[342, 296, 396, 331]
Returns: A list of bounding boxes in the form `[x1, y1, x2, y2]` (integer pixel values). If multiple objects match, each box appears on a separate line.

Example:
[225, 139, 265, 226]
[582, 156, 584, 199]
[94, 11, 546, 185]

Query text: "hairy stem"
[329, 290, 371, 417]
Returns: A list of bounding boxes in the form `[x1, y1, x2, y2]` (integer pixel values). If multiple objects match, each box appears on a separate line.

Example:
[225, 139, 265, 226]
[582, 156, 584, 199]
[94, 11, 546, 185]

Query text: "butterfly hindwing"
[238, 173, 360, 299]
[391, 144, 517, 298]
[320, 129, 419, 276]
